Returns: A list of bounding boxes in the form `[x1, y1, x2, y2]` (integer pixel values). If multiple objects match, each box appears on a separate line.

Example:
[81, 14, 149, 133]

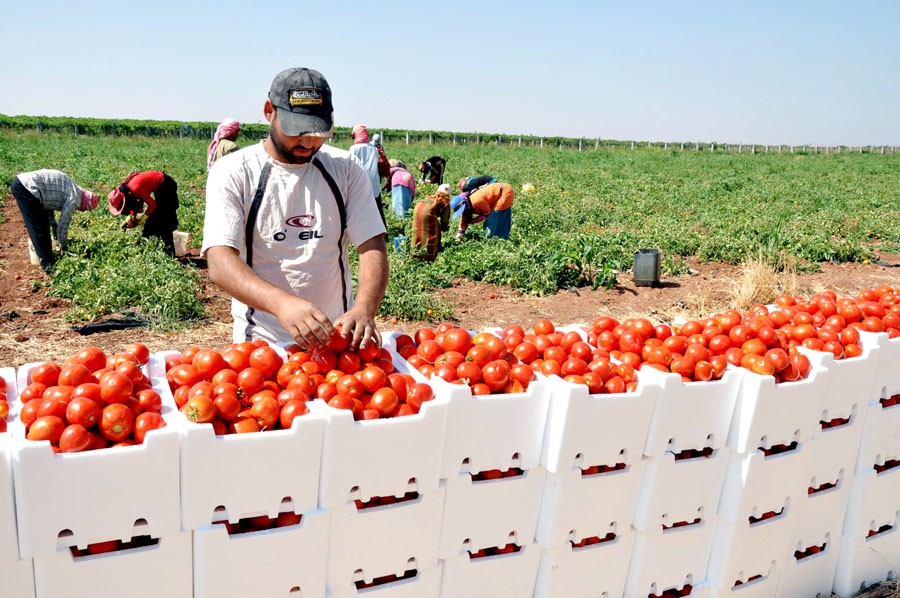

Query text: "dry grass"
[852, 578, 900, 598]
[730, 251, 800, 311]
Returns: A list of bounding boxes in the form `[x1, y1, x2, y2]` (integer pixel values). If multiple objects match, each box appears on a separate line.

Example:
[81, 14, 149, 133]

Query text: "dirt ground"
[2, 197, 899, 364]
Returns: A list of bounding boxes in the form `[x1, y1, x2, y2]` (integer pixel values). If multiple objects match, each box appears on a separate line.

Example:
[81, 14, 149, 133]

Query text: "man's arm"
[335, 234, 389, 350]
[206, 245, 336, 347]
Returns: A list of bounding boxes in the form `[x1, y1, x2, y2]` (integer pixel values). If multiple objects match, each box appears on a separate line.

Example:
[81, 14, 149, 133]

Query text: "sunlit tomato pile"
[0, 375, 9, 433]
[165, 336, 435, 433]
[18, 343, 166, 452]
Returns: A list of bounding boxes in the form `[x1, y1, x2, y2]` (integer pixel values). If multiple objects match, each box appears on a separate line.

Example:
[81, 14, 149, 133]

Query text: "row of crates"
[0, 327, 896, 597]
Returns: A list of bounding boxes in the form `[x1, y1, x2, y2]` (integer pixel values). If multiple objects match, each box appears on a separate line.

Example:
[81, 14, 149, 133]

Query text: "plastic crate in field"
[536, 459, 646, 547]
[0, 556, 34, 598]
[799, 341, 878, 425]
[841, 460, 900, 547]
[327, 565, 442, 598]
[12, 362, 181, 559]
[855, 396, 900, 475]
[439, 542, 541, 598]
[860, 330, 900, 399]
[797, 426, 858, 543]
[833, 526, 900, 598]
[327, 487, 444, 593]
[540, 373, 658, 474]
[1, 367, 21, 563]
[776, 529, 840, 598]
[639, 367, 741, 458]
[439, 467, 546, 560]
[32, 530, 192, 598]
[193, 509, 330, 598]
[533, 527, 636, 598]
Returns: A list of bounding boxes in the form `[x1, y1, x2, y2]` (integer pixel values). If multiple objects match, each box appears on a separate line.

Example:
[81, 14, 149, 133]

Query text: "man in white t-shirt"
[202, 67, 388, 350]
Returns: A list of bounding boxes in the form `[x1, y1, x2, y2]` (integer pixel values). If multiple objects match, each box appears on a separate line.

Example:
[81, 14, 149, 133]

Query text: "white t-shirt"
[348, 142, 381, 199]
[202, 142, 386, 344]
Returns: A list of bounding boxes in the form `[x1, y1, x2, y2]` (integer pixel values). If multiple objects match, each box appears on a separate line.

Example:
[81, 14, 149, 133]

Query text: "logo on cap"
[289, 88, 323, 106]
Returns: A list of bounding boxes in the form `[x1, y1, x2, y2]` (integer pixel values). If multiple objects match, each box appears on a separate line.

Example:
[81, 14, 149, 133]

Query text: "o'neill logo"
[286, 214, 315, 228]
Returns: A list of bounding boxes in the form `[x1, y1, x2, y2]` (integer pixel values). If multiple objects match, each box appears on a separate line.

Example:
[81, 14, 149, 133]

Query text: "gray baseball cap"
[268, 67, 334, 137]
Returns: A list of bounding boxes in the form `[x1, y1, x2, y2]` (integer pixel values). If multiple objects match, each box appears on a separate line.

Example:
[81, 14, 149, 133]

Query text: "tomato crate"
[439, 542, 542, 598]
[533, 525, 636, 597]
[1, 431, 20, 565]
[833, 526, 900, 598]
[726, 361, 828, 454]
[776, 530, 840, 598]
[639, 367, 741, 458]
[799, 342, 879, 430]
[327, 564, 442, 598]
[632, 447, 732, 533]
[0, 556, 35, 598]
[842, 460, 900, 543]
[318, 387, 449, 510]
[855, 395, 900, 474]
[433, 375, 551, 479]
[193, 508, 330, 598]
[159, 394, 327, 532]
[540, 373, 658, 474]
[32, 530, 192, 598]
[624, 515, 720, 598]
[327, 486, 444, 593]
[11, 361, 181, 560]
[706, 559, 781, 598]
[797, 427, 858, 542]
[860, 330, 900, 399]
[535, 460, 647, 547]
[439, 466, 546, 560]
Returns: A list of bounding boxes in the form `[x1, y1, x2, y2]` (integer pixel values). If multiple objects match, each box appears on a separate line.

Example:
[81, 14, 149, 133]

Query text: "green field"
[1, 126, 898, 327]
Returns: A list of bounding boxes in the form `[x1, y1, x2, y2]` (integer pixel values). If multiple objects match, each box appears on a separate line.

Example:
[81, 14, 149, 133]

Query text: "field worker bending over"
[452, 181, 515, 240]
[457, 174, 497, 193]
[108, 170, 180, 256]
[202, 67, 388, 350]
[411, 183, 452, 261]
[348, 124, 386, 224]
[207, 118, 241, 170]
[418, 156, 446, 185]
[387, 159, 416, 216]
[11, 169, 99, 272]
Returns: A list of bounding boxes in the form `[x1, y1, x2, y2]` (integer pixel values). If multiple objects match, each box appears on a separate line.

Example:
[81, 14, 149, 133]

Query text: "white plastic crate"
[319, 389, 449, 509]
[833, 526, 900, 598]
[860, 330, 900, 399]
[540, 374, 658, 474]
[11, 362, 181, 559]
[176, 391, 327, 530]
[534, 528, 637, 598]
[327, 564, 442, 598]
[625, 516, 720, 598]
[328, 487, 444, 592]
[640, 367, 741, 457]
[777, 530, 840, 598]
[536, 460, 646, 547]
[855, 398, 900, 475]
[842, 463, 900, 543]
[633, 447, 731, 532]
[707, 559, 780, 598]
[800, 342, 878, 423]
[439, 542, 542, 598]
[32, 530, 192, 598]
[796, 428, 857, 543]
[193, 508, 330, 598]
[439, 467, 546, 559]
[435, 376, 550, 479]
[707, 513, 793, 598]
[0, 556, 34, 598]
[1, 434, 20, 564]
[727, 362, 827, 453]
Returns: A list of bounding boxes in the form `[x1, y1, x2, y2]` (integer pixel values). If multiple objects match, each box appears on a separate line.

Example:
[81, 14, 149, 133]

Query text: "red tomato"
[406, 383, 435, 412]
[58, 364, 92, 387]
[66, 397, 101, 428]
[71, 347, 108, 373]
[37, 397, 69, 420]
[482, 360, 511, 392]
[100, 404, 134, 442]
[59, 424, 93, 452]
[168, 364, 201, 389]
[126, 343, 151, 366]
[359, 366, 388, 393]
[369, 387, 399, 416]
[99, 372, 133, 405]
[136, 389, 162, 413]
[279, 399, 309, 429]
[249, 395, 280, 429]
[134, 412, 166, 444]
[27, 415, 66, 443]
[193, 349, 228, 381]
[31, 362, 61, 387]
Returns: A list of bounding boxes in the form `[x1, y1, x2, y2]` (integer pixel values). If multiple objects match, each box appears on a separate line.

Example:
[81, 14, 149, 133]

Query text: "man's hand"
[335, 307, 381, 351]
[273, 295, 335, 349]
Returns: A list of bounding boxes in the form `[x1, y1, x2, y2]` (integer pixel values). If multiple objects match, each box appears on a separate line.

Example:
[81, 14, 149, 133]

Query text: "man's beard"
[269, 128, 319, 165]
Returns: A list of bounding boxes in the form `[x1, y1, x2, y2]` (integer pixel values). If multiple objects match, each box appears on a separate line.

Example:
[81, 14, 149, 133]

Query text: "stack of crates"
[625, 366, 741, 598]
[12, 360, 190, 598]
[834, 330, 900, 597]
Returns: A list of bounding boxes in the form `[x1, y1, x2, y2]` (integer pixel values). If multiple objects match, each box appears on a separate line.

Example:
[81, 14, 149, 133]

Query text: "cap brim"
[277, 106, 334, 138]
[452, 205, 466, 219]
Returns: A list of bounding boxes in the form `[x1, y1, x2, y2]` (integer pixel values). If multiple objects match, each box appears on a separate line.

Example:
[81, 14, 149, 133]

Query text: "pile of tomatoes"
[0, 375, 9, 433]
[17, 343, 166, 452]
[165, 335, 435, 434]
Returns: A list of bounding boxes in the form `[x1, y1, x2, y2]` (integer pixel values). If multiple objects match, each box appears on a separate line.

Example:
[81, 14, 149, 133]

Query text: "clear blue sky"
[2, 1, 898, 146]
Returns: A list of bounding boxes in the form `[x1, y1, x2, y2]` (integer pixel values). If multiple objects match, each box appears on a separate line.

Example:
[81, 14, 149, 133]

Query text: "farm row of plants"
[0, 128, 898, 328]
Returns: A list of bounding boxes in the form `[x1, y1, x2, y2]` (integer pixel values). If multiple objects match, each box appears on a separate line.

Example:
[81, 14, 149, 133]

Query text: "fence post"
[631, 141, 635, 150]
[518, 136, 522, 147]
[710, 143, 715, 152]
[680, 142, 684, 151]
[540, 138, 543, 148]
[738, 144, 742, 153]
[453, 134, 456, 145]
[578, 139, 583, 151]
[497, 136, 501, 146]
[405, 132, 409, 145]
[695, 142, 700, 151]
[595, 137, 600, 150]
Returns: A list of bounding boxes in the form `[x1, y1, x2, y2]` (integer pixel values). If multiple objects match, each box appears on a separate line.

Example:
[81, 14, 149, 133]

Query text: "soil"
[1, 197, 898, 364]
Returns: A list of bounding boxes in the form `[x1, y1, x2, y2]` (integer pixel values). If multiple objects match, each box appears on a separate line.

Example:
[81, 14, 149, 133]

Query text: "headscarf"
[79, 189, 99, 211]
[351, 124, 370, 144]
[372, 133, 382, 147]
[207, 118, 240, 170]
[108, 188, 126, 215]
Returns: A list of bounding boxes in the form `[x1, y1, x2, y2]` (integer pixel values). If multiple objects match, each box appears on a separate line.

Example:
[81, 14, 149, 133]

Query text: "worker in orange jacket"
[451, 181, 514, 240]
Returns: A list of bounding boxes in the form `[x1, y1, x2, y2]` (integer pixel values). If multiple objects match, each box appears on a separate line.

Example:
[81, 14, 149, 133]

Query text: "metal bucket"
[633, 248, 661, 287]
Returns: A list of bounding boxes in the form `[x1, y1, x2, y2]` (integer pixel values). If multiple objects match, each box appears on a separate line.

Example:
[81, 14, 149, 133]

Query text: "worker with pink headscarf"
[207, 118, 241, 170]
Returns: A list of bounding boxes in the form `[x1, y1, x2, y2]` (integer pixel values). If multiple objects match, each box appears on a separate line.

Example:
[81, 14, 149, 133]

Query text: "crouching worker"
[452, 181, 515, 240]
[11, 169, 100, 272]
[411, 183, 452, 261]
[108, 170, 180, 256]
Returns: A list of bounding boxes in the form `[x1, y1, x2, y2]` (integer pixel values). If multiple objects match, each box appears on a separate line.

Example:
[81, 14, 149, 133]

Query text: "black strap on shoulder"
[311, 157, 349, 313]
[243, 161, 273, 340]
